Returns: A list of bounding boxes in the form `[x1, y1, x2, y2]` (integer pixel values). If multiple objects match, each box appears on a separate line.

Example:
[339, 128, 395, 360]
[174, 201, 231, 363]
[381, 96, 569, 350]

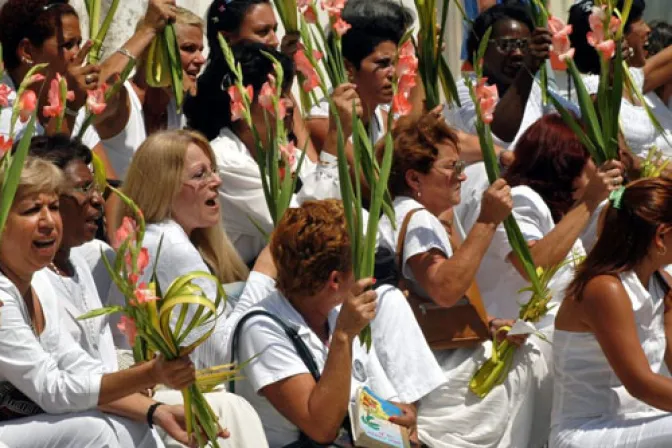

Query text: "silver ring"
[85, 74, 95, 84]
[628, 47, 634, 58]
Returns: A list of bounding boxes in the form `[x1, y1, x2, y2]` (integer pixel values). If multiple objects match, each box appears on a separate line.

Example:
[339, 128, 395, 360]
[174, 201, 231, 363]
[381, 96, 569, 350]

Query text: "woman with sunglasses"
[477, 115, 623, 353]
[377, 112, 551, 448]
[0, 0, 118, 180]
[0, 156, 195, 448]
[28, 135, 200, 447]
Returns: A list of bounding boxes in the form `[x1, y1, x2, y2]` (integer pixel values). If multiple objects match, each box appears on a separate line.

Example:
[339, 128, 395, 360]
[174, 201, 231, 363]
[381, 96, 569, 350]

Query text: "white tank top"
[551, 271, 667, 428]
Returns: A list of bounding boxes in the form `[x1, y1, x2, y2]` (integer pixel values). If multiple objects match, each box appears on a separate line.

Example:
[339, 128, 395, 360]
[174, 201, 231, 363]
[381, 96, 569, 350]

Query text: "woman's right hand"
[582, 159, 624, 209]
[329, 83, 363, 139]
[477, 179, 513, 226]
[149, 354, 195, 390]
[335, 277, 377, 339]
[66, 41, 101, 110]
[141, 0, 177, 34]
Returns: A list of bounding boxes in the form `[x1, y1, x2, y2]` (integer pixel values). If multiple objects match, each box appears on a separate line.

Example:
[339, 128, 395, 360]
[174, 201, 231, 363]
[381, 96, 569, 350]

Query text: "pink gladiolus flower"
[86, 83, 109, 115]
[392, 92, 412, 116]
[0, 136, 12, 156]
[229, 85, 253, 122]
[137, 247, 149, 275]
[333, 17, 352, 37]
[593, 39, 616, 59]
[0, 84, 11, 108]
[118, 316, 137, 346]
[113, 216, 138, 250]
[547, 16, 574, 70]
[475, 77, 499, 124]
[259, 78, 275, 115]
[586, 6, 620, 59]
[279, 141, 297, 168]
[294, 49, 322, 93]
[133, 284, 158, 305]
[18, 90, 37, 123]
[398, 73, 417, 94]
[399, 40, 415, 58]
[321, 0, 346, 17]
[43, 74, 75, 118]
[298, 0, 317, 23]
[25, 74, 46, 86]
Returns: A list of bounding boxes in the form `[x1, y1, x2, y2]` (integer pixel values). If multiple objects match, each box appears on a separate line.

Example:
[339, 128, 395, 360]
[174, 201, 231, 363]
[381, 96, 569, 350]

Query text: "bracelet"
[116, 47, 137, 65]
[146, 402, 164, 428]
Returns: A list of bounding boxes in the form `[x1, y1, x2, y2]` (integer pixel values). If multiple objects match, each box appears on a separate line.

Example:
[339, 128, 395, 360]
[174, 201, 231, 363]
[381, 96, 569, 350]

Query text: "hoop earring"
[659, 245, 667, 256]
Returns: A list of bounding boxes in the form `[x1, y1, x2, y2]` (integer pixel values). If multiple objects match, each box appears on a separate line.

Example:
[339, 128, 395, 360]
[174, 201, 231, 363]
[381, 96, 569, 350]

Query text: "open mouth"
[205, 198, 218, 207]
[33, 239, 56, 249]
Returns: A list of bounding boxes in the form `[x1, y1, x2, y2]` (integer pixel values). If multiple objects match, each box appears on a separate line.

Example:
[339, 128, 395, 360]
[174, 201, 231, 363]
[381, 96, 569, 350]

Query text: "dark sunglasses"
[42, 0, 68, 13]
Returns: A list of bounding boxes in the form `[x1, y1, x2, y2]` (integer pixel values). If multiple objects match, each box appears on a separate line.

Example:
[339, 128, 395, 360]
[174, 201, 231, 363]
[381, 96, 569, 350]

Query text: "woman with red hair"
[477, 114, 624, 348]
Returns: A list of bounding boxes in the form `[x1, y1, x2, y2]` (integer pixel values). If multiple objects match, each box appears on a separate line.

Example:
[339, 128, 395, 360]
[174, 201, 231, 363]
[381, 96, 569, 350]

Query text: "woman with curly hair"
[478, 114, 623, 339]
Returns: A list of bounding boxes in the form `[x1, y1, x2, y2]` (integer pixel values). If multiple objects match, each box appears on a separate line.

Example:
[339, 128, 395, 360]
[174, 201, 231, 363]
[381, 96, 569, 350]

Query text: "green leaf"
[77, 305, 124, 320]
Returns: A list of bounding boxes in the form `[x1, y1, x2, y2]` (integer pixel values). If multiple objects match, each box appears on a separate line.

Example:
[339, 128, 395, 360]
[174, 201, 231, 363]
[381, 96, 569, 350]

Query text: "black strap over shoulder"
[229, 309, 321, 393]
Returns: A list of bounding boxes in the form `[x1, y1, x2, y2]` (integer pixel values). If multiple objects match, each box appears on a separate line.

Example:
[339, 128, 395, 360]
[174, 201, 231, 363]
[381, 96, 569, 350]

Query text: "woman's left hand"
[154, 404, 230, 447]
[280, 32, 301, 58]
[526, 28, 552, 73]
[389, 402, 419, 445]
[489, 318, 527, 346]
[66, 40, 101, 110]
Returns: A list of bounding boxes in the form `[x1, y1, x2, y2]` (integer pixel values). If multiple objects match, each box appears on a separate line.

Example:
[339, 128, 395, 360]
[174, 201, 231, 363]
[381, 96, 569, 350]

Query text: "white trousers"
[154, 389, 269, 448]
[0, 409, 160, 448]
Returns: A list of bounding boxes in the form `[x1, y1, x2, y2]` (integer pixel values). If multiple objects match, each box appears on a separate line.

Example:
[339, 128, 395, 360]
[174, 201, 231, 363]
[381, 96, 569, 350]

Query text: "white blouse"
[43, 252, 118, 373]
[236, 289, 398, 448]
[210, 128, 316, 265]
[477, 186, 586, 324]
[100, 81, 185, 179]
[0, 271, 104, 414]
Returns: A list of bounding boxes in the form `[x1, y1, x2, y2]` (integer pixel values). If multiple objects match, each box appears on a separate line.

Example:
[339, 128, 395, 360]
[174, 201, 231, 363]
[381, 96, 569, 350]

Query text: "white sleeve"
[238, 316, 311, 393]
[443, 80, 478, 135]
[233, 272, 277, 317]
[0, 291, 103, 413]
[511, 191, 547, 242]
[306, 98, 330, 120]
[401, 210, 452, 280]
[296, 151, 342, 203]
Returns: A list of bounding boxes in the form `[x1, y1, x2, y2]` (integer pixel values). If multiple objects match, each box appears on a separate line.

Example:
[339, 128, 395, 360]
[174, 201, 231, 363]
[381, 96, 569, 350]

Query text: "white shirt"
[210, 128, 316, 265]
[72, 239, 117, 307]
[308, 97, 387, 146]
[0, 74, 100, 150]
[0, 271, 103, 414]
[477, 186, 586, 323]
[454, 162, 490, 233]
[235, 289, 398, 448]
[577, 67, 672, 158]
[378, 196, 455, 301]
[108, 219, 230, 369]
[100, 81, 185, 179]
[43, 252, 118, 373]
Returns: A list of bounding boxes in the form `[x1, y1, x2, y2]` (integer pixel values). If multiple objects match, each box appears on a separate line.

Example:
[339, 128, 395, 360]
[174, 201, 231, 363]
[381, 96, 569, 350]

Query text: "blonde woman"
[117, 129, 268, 448]
[95, 0, 207, 179]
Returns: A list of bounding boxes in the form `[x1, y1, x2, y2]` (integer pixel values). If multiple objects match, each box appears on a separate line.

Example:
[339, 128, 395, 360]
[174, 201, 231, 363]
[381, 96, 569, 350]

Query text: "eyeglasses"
[184, 168, 220, 187]
[489, 38, 529, 53]
[434, 160, 466, 176]
[65, 181, 101, 200]
[42, 0, 68, 12]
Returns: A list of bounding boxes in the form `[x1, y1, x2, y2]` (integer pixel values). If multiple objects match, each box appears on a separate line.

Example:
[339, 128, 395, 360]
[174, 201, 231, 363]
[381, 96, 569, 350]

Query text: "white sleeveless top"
[551, 270, 667, 429]
[100, 81, 184, 179]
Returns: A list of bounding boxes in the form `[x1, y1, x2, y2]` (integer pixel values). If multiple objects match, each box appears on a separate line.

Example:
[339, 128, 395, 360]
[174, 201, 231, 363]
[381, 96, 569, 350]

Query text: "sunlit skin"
[483, 19, 532, 88]
[226, 3, 279, 48]
[176, 23, 206, 92]
[347, 41, 397, 118]
[626, 18, 651, 68]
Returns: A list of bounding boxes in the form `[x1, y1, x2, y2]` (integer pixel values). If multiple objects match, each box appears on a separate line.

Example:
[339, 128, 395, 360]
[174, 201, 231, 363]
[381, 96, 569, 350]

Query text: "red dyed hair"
[504, 114, 590, 222]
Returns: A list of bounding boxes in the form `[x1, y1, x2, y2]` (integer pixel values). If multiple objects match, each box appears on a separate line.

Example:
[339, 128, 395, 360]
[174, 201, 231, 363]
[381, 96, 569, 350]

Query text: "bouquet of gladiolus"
[218, 36, 306, 232]
[547, 1, 633, 165]
[640, 146, 671, 178]
[84, 0, 121, 64]
[413, 0, 460, 109]
[274, 0, 299, 33]
[0, 47, 47, 240]
[146, 24, 184, 111]
[465, 29, 556, 398]
[78, 190, 241, 447]
[529, 0, 551, 105]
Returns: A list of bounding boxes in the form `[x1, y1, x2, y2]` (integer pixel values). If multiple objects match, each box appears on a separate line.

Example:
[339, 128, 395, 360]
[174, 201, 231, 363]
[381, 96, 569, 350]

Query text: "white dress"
[377, 196, 551, 448]
[100, 81, 185, 179]
[0, 271, 128, 448]
[210, 128, 316, 265]
[577, 67, 672, 158]
[235, 289, 400, 448]
[477, 186, 586, 339]
[0, 74, 101, 150]
[551, 271, 672, 448]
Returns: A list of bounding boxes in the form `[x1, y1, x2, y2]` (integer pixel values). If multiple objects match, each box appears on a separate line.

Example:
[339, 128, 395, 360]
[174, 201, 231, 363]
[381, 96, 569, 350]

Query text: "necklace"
[48, 262, 97, 348]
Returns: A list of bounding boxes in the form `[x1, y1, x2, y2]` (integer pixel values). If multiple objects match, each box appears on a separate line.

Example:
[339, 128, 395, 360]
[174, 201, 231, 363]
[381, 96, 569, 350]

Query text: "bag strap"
[229, 310, 321, 393]
[396, 208, 425, 275]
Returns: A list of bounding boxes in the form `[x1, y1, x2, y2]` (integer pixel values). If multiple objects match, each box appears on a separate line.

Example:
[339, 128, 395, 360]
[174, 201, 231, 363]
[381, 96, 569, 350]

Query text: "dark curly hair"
[647, 21, 672, 56]
[504, 114, 591, 223]
[0, 0, 78, 70]
[184, 41, 294, 140]
[271, 199, 352, 299]
[378, 113, 459, 197]
[27, 134, 92, 169]
[206, 0, 270, 61]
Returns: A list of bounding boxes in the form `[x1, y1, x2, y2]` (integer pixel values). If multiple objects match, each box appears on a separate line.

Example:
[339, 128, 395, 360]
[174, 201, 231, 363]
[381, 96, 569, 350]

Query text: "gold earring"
[417, 191, 422, 198]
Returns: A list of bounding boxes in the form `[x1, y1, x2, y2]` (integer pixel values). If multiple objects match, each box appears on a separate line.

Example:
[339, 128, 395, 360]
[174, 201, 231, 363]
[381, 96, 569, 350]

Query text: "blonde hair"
[120, 130, 248, 284]
[175, 7, 204, 30]
[2, 156, 65, 201]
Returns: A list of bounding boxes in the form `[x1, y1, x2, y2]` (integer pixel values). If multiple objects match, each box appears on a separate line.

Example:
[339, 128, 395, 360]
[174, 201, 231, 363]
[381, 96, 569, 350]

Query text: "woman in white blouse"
[96, 0, 206, 179]
[552, 177, 672, 448]
[568, 0, 672, 158]
[0, 157, 195, 447]
[235, 200, 418, 448]
[479, 114, 623, 341]
[29, 135, 198, 447]
[377, 113, 550, 448]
